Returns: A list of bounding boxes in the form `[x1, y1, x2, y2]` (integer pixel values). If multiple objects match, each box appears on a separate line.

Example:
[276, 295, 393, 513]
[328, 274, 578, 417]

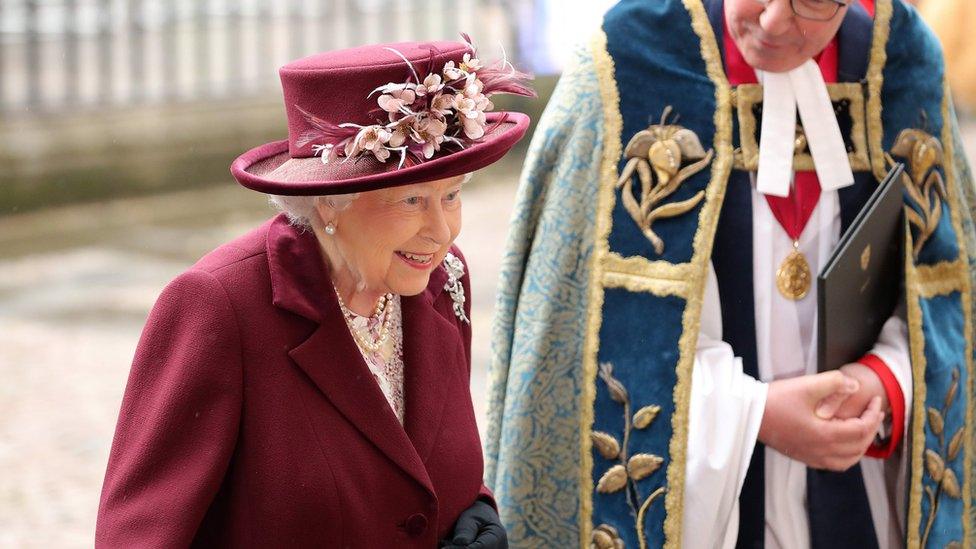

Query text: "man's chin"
[744, 54, 805, 74]
[738, 42, 805, 73]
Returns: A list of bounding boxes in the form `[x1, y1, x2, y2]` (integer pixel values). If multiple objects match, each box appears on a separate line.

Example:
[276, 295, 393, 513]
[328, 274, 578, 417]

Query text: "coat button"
[405, 513, 428, 537]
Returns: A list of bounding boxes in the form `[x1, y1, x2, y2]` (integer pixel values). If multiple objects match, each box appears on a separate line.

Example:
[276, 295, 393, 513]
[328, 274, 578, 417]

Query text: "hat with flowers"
[231, 35, 535, 195]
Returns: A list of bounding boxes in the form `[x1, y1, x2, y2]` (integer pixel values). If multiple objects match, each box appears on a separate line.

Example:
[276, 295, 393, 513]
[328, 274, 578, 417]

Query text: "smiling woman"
[315, 176, 465, 308]
[268, 172, 474, 315]
[94, 38, 533, 548]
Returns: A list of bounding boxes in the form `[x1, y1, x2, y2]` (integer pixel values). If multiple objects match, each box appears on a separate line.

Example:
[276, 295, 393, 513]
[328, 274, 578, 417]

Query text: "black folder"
[817, 163, 905, 372]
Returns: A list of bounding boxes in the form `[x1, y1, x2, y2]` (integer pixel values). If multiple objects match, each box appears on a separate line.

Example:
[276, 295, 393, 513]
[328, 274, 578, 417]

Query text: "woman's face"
[725, 0, 848, 73]
[316, 175, 464, 302]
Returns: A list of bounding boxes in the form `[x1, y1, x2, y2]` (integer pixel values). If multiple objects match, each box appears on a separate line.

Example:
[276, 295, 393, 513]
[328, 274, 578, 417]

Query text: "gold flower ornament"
[616, 107, 714, 255]
[886, 128, 948, 259]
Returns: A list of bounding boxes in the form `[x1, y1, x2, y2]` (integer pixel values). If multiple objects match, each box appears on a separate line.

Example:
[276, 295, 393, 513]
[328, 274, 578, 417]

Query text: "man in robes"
[486, 0, 976, 547]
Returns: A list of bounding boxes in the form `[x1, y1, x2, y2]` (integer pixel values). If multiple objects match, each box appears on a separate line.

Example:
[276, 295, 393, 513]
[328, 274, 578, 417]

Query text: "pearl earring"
[325, 222, 336, 235]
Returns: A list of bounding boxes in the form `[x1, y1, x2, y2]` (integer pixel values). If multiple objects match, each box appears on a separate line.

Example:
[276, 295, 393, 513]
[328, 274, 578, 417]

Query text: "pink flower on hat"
[388, 117, 413, 148]
[415, 74, 444, 97]
[412, 115, 448, 159]
[442, 61, 464, 81]
[297, 34, 535, 169]
[348, 125, 393, 162]
[430, 92, 455, 117]
[377, 86, 417, 115]
[459, 111, 487, 140]
[232, 36, 541, 196]
[459, 52, 482, 74]
[453, 80, 492, 139]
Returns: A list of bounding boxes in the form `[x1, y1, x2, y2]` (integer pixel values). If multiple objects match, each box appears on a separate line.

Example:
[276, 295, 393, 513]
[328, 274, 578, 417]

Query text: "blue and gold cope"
[485, 0, 976, 547]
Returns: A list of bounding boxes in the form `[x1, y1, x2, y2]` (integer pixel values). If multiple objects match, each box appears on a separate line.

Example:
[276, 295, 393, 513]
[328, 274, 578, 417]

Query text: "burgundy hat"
[231, 39, 535, 196]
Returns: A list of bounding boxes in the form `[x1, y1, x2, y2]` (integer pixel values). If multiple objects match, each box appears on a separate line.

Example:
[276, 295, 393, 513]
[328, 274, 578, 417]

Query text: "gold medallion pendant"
[776, 246, 812, 300]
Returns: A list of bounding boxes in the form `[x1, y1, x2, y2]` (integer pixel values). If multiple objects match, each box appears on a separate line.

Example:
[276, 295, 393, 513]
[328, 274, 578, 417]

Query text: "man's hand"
[825, 362, 890, 420]
[759, 370, 884, 471]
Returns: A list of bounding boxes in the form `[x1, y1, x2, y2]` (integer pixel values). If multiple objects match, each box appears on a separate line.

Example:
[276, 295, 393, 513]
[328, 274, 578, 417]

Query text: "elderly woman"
[95, 39, 532, 548]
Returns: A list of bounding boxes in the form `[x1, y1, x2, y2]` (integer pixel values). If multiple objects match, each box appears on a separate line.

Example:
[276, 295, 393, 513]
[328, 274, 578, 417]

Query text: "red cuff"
[858, 353, 905, 459]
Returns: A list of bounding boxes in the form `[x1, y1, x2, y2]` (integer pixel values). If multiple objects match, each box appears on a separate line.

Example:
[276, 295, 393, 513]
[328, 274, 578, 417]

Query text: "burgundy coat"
[96, 214, 492, 548]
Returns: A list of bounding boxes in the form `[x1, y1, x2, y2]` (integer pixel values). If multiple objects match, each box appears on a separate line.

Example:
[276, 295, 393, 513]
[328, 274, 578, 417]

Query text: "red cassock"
[96, 214, 492, 548]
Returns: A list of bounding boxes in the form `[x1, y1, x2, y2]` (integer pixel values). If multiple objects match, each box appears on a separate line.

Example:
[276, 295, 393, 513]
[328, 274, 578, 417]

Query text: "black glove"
[440, 500, 508, 549]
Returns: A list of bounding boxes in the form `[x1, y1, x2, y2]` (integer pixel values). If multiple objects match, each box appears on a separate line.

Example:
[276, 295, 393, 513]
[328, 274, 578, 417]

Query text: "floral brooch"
[442, 252, 470, 324]
[296, 34, 534, 170]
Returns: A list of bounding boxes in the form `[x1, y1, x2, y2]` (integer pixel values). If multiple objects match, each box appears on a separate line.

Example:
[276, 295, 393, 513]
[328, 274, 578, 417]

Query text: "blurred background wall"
[0, 0, 973, 546]
[917, 0, 976, 115]
[0, 0, 583, 214]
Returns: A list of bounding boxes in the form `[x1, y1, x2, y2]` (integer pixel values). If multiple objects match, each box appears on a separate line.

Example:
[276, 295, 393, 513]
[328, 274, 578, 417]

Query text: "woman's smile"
[395, 250, 435, 269]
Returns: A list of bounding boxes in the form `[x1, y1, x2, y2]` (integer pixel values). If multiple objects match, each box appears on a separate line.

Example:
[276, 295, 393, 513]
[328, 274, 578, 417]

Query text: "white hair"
[268, 193, 359, 230]
[268, 172, 473, 229]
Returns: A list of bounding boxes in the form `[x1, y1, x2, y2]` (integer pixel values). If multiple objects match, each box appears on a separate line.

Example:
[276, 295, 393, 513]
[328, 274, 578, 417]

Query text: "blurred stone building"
[0, 0, 559, 214]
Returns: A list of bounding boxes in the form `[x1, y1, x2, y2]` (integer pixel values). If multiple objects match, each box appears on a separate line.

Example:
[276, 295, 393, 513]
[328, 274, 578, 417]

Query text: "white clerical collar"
[755, 59, 854, 197]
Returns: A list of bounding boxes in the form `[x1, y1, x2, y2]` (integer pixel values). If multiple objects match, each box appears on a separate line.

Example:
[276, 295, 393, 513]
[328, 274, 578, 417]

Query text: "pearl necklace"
[334, 287, 395, 354]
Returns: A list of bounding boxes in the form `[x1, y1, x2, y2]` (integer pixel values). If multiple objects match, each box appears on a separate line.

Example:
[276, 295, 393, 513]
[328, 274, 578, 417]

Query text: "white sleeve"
[868, 311, 912, 438]
[682, 263, 768, 549]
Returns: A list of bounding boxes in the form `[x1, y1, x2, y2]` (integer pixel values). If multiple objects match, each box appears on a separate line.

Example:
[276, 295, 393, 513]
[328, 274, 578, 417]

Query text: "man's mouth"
[758, 38, 787, 49]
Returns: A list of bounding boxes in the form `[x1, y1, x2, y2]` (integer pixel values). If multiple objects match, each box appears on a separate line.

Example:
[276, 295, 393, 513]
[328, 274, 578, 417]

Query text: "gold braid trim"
[580, 28, 622, 549]
[602, 271, 689, 298]
[604, 254, 696, 281]
[939, 81, 974, 545]
[905, 225, 928, 548]
[663, 2, 735, 547]
[601, 252, 695, 298]
[915, 259, 968, 299]
[867, 0, 893, 180]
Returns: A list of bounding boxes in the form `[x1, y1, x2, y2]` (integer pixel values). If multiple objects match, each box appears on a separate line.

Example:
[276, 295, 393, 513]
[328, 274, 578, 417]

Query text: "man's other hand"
[826, 362, 890, 419]
[759, 370, 884, 471]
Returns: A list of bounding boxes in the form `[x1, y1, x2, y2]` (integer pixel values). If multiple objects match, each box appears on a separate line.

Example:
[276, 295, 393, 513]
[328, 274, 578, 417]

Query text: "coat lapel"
[400, 276, 460, 464]
[266, 216, 435, 494]
[287, 310, 437, 495]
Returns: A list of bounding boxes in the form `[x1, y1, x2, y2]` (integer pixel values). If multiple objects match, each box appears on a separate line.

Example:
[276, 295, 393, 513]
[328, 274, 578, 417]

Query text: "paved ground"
[3, 121, 976, 547]
[0, 157, 520, 547]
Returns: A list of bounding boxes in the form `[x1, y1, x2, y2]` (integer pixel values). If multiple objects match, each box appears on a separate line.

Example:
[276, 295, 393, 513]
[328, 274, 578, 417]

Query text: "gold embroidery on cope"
[585, 4, 735, 546]
[601, 254, 696, 298]
[887, 129, 948, 259]
[914, 259, 968, 299]
[616, 107, 714, 255]
[594, 363, 667, 549]
[921, 367, 965, 547]
[591, 524, 625, 549]
[903, 226, 930, 549]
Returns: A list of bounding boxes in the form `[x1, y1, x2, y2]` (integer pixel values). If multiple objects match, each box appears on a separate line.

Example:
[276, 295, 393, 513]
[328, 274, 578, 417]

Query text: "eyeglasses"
[757, 0, 852, 22]
[794, 0, 851, 20]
